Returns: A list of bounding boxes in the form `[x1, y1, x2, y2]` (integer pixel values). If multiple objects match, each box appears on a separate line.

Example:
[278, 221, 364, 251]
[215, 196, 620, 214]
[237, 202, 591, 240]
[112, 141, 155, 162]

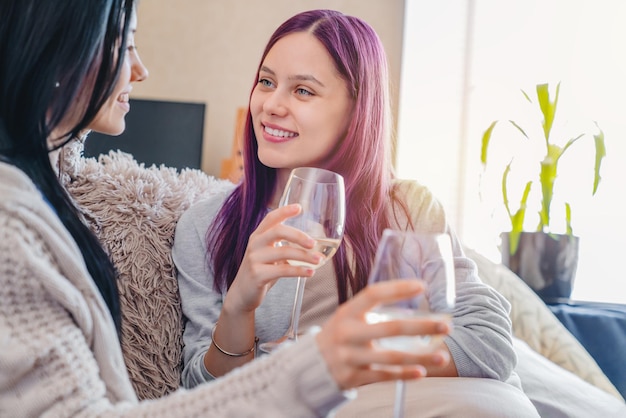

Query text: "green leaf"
[539, 155, 558, 230]
[514, 181, 533, 231]
[508, 120, 529, 139]
[559, 133, 585, 160]
[565, 202, 573, 235]
[536, 82, 560, 143]
[480, 121, 498, 165]
[593, 123, 607, 195]
[506, 178, 532, 255]
[502, 162, 513, 219]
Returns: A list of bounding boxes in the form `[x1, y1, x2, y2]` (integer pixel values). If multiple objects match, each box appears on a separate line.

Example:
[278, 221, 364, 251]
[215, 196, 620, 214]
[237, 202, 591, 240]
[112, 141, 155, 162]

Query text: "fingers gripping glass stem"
[259, 167, 345, 354]
[366, 229, 456, 418]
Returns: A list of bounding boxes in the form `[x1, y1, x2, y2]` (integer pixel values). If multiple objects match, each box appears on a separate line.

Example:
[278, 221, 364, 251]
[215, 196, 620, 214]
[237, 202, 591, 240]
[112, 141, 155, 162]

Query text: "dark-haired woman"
[0, 1, 448, 416]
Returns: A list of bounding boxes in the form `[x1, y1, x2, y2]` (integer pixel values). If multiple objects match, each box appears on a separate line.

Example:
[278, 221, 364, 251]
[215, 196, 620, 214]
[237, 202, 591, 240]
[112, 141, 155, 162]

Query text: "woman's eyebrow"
[289, 74, 324, 87]
[259, 65, 325, 87]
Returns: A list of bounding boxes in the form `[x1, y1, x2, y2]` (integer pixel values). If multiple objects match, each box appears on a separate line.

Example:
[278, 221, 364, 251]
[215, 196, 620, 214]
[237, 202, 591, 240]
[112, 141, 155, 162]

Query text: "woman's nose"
[263, 90, 288, 116]
[131, 50, 149, 82]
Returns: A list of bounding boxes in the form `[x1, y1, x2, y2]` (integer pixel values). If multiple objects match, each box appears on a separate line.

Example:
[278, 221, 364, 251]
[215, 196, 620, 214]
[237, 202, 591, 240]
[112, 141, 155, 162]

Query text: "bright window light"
[398, 0, 626, 303]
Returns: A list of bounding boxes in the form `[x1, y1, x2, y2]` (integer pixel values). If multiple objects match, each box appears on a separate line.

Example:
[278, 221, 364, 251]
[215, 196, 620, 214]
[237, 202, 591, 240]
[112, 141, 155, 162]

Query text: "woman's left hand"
[315, 280, 452, 389]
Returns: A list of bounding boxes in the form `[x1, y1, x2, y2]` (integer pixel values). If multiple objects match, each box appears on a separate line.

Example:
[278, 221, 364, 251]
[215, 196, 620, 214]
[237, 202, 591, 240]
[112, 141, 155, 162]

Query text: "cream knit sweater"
[0, 161, 347, 417]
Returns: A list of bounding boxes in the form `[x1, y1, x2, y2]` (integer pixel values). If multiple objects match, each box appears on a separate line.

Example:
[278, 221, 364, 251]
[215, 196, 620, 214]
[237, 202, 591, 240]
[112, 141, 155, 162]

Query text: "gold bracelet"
[211, 323, 258, 357]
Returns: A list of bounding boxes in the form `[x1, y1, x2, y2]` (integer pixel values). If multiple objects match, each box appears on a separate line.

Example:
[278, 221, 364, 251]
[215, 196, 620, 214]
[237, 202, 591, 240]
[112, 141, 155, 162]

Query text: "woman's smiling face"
[250, 31, 354, 178]
[48, 8, 148, 150]
[88, 9, 149, 136]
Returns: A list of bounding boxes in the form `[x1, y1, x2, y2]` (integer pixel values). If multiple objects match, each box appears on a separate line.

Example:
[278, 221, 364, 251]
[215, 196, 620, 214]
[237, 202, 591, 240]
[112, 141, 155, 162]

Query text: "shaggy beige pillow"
[60, 140, 234, 400]
[465, 246, 623, 400]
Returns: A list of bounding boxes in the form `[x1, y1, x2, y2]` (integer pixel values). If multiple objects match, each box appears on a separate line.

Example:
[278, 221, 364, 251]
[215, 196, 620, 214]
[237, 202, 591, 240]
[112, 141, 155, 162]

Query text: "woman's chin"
[92, 123, 126, 137]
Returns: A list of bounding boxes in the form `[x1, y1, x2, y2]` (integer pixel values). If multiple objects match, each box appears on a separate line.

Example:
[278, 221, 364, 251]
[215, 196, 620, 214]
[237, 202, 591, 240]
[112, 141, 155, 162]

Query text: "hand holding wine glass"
[366, 229, 456, 418]
[260, 167, 345, 353]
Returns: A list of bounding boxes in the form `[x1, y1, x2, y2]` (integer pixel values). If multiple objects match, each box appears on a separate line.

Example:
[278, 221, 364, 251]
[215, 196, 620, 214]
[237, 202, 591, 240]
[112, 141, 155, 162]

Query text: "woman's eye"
[258, 78, 274, 88]
[296, 87, 313, 96]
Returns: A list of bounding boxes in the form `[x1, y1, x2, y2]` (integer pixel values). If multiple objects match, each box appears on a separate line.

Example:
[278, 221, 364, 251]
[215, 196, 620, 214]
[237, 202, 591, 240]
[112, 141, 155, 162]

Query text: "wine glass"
[259, 167, 345, 353]
[366, 229, 456, 418]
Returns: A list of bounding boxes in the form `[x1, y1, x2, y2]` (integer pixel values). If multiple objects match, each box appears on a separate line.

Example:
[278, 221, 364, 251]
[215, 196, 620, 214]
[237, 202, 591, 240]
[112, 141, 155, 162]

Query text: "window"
[397, 0, 626, 303]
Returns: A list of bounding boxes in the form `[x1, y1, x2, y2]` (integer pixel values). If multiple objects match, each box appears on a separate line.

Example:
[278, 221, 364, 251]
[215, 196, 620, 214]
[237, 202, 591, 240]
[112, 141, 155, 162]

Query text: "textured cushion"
[465, 246, 623, 400]
[60, 140, 233, 400]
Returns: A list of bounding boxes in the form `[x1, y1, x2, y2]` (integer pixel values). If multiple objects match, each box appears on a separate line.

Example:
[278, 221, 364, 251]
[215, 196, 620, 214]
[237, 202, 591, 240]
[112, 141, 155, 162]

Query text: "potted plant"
[480, 82, 606, 302]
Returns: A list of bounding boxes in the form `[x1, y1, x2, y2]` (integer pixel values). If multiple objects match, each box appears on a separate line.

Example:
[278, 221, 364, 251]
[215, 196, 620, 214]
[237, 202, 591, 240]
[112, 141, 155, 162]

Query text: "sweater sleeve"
[444, 258, 516, 380]
[171, 196, 226, 387]
[395, 180, 517, 381]
[0, 205, 349, 417]
[173, 193, 301, 389]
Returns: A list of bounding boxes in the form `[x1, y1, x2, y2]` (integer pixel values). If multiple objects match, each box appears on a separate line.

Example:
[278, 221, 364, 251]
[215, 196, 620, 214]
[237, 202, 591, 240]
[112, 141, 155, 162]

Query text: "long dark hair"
[209, 10, 403, 302]
[0, 0, 135, 330]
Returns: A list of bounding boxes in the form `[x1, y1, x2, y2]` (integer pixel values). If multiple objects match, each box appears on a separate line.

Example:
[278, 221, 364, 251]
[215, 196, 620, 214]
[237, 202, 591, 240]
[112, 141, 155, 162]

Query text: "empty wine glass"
[259, 167, 345, 353]
[366, 229, 456, 418]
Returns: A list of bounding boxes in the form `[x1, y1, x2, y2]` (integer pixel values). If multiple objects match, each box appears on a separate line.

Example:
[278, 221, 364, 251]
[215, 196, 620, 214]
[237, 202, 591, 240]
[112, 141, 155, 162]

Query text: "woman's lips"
[117, 92, 130, 112]
[261, 123, 298, 143]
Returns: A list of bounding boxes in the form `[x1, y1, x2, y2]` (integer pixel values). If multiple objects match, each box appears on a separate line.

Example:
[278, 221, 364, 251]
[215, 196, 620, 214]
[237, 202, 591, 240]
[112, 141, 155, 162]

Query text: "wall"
[133, 0, 405, 177]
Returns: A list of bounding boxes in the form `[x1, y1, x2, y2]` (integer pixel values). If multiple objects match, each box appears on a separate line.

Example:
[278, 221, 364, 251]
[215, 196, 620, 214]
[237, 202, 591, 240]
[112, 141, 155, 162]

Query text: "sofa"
[59, 140, 625, 414]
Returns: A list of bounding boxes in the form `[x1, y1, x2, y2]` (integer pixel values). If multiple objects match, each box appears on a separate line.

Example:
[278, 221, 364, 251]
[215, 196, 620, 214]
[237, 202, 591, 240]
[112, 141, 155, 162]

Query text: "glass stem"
[284, 276, 306, 341]
[393, 380, 405, 418]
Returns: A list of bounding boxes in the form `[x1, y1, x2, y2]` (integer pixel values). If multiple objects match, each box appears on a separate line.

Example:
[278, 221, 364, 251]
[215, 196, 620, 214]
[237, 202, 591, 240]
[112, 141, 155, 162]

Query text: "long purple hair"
[208, 9, 408, 302]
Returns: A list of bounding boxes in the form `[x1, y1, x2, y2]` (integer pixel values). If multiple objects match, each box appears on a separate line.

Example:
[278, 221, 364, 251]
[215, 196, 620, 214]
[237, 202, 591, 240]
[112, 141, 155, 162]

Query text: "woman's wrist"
[211, 322, 258, 357]
[203, 315, 258, 377]
[221, 286, 257, 315]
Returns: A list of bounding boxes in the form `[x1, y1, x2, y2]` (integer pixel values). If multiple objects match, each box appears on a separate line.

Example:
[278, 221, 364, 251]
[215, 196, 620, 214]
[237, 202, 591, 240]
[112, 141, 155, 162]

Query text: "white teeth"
[119, 93, 129, 103]
[264, 126, 297, 138]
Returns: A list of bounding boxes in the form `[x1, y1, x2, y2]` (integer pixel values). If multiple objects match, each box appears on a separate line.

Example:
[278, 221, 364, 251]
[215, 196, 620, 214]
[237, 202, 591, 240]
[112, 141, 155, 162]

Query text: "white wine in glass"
[366, 229, 456, 418]
[259, 167, 345, 353]
[279, 237, 341, 269]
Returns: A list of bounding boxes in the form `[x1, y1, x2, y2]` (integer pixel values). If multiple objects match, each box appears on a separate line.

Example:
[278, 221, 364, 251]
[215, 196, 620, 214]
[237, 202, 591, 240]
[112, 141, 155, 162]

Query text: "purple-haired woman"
[173, 9, 539, 417]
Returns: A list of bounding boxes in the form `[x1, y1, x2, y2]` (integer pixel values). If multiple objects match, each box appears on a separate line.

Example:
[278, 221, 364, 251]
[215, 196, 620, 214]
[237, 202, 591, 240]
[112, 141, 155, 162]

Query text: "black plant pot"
[500, 232, 580, 303]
